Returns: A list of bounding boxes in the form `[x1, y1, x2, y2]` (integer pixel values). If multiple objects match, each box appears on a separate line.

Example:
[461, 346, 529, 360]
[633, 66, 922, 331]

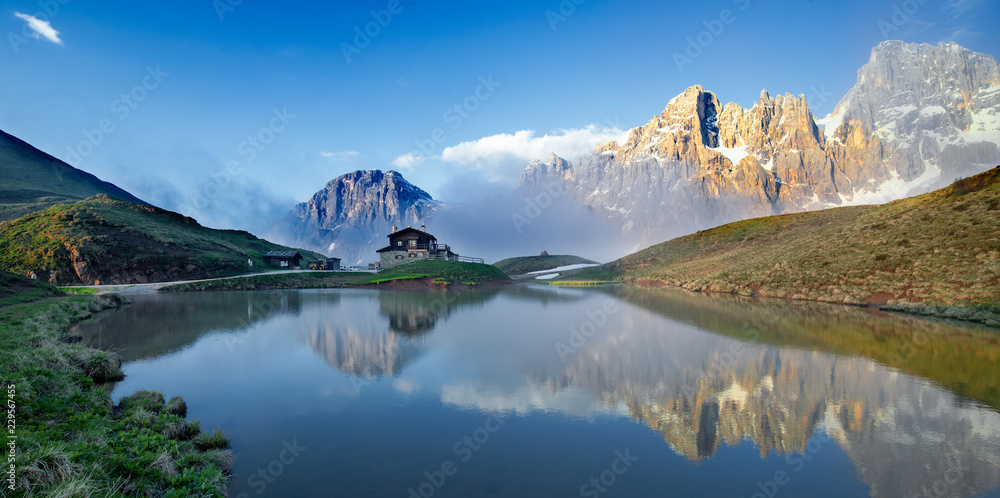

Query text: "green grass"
[563, 166, 1000, 311]
[160, 271, 361, 292]
[62, 287, 99, 295]
[159, 261, 512, 292]
[1, 294, 232, 496]
[0, 268, 63, 307]
[350, 260, 510, 286]
[492, 254, 596, 275]
[0, 194, 325, 285]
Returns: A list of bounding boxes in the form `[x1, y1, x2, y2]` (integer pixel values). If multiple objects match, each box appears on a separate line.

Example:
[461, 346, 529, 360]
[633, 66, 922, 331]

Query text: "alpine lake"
[72, 284, 1000, 497]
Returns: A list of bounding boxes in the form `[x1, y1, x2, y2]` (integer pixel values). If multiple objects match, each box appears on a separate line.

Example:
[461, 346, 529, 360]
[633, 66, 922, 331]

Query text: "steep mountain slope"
[0, 195, 323, 285]
[518, 41, 1000, 250]
[271, 170, 439, 264]
[573, 166, 1000, 309]
[0, 129, 146, 221]
[822, 40, 1000, 193]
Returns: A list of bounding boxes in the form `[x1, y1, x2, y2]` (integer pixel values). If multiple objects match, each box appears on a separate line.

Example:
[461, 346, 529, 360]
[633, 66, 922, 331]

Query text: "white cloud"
[14, 12, 62, 45]
[391, 152, 424, 170]
[943, 0, 977, 19]
[320, 150, 359, 161]
[438, 125, 627, 183]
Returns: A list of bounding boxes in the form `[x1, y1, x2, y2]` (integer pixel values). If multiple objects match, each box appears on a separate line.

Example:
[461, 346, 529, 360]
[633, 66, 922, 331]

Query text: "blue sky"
[1, 0, 998, 232]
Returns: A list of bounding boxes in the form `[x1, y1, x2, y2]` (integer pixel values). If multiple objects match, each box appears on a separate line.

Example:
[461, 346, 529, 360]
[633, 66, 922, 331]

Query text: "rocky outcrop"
[824, 40, 1000, 192]
[271, 170, 438, 264]
[517, 41, 1000, 250]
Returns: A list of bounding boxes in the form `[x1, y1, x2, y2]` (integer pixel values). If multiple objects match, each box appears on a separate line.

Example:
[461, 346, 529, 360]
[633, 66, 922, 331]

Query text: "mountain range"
[271, 40, 1000, 263]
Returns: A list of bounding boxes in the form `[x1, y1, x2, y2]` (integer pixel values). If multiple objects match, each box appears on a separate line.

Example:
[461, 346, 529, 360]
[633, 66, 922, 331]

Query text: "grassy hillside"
[493, 254, 596, 275]
[0, 195, 324, 285]
[571, 166, 1000, 309]
[0, 129, 147, 222]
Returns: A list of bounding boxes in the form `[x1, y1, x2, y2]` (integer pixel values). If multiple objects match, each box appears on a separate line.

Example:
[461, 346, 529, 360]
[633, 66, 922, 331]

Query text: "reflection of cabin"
[264, 251, 302, 268]
[309, 258, 341, 271]
[376, 225, 458, 269]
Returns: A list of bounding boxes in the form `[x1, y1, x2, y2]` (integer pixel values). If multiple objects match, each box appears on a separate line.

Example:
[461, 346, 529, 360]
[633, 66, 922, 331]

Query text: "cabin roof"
[387, 227, 436, 240]
[264, 251, 301, 258]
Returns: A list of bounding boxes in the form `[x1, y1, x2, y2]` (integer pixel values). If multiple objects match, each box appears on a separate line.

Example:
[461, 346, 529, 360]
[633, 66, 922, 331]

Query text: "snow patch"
[839, 159, 941, 206]
[920, 105, 945, 117]
[816, 107, 845, 140]
[708, 144, 750, 166]
[534, 273, 559, 280]
[528, 263, 600, 274]
[958, 104, 1000, 144]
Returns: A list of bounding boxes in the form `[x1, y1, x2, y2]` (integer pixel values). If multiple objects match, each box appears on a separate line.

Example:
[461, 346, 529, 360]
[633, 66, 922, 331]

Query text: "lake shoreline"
[2, 294, 234, 496]
[623, 279, 1000, 327]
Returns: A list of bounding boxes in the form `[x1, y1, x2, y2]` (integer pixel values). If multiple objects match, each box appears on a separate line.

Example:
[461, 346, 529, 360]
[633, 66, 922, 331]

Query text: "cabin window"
[395, 255, 404, 260]
[409, 239, 417, 247]
[409, 253, 417, 258]
[397, 241, 403, 247]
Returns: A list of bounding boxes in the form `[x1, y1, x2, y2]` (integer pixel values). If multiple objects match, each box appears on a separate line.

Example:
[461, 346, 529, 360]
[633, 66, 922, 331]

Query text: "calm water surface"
[72, 286, 1000, 497]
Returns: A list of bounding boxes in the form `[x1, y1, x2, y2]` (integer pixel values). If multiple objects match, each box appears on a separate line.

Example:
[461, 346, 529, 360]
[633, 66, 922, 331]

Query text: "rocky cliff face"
[823, 40, 1000, 194]
[518, 41, 1000, 250]
[271, 170, 438, 264]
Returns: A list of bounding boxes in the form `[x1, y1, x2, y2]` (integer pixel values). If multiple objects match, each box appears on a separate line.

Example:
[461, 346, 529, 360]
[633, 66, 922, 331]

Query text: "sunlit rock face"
[271, 170, 438, 264]
[518, 41, 1000, 250]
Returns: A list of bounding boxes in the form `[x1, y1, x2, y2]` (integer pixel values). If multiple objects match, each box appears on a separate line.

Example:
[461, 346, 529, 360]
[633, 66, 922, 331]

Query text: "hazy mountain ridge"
[518, 40, 1000, 249]
[271, 170, 439, 264]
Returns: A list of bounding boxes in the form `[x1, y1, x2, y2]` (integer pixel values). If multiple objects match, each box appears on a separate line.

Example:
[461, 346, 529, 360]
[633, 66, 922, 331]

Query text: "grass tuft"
[193, 428, 232, 451]
[117, 390, 165, 413]
[163, 396, 188, 417]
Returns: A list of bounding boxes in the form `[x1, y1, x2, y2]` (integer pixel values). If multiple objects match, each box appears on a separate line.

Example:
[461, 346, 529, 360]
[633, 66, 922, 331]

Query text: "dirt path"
[60, 270, 352, 295]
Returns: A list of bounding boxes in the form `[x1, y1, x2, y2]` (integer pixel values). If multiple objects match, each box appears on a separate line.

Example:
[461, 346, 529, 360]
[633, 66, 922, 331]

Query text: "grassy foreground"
[162, 260, 511, 291]
[2, 290, 232, 496]
[569, 166, 1000, 320]
[492, 254, 596, 276]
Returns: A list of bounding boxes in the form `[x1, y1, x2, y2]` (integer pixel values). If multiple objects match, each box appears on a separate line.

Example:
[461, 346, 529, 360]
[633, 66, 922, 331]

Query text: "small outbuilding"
[264, 251, 302, 269]
[309, 258, 341, 270]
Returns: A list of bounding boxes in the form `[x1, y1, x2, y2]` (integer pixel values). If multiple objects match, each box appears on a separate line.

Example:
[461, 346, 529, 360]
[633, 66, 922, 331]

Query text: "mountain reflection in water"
[73, 286, 1000, 497]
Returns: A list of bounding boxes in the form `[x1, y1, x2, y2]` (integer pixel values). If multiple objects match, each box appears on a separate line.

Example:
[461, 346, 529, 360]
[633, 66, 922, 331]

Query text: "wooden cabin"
[375, 225, 458, 269]
[264, 251, 302, 268]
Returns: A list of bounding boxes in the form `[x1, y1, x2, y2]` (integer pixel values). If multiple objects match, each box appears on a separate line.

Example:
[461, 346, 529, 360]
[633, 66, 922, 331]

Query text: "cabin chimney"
[421, 224, 426, 231]
[392, 225, 396, 233]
